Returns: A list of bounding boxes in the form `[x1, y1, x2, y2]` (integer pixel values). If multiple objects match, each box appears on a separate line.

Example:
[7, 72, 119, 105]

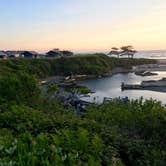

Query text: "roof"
[6, 50, 37, 54]
[46, 50, 62, 56]
[6, 51, 20, 53]
[0, 51, 7, 56]
[22, 51, 38, 55]
[47, 50, 61, 54]
[61, 50, 73, 54]
[6, 51, 23, 56]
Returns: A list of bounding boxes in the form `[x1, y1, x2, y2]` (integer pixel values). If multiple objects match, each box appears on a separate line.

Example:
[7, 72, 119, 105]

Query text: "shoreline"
[40, 58, 166, 86]
[39, 59, 166, 106]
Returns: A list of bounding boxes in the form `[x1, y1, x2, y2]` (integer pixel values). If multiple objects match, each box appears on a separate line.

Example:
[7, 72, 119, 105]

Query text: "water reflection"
[79, 72, 166, 104]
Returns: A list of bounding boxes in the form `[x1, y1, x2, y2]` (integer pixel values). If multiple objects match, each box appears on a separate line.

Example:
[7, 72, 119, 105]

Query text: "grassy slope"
[0, 54, 156, 78]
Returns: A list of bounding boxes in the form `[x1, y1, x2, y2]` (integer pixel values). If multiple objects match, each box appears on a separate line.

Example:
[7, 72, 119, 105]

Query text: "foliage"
[0, 97, 165, 165]
[0, 72, 40, 106]
[0, 55, 164, 165]
[120, 46, 137, 58]
[47, 84, 58, 96]
[65, 85, 92, 94]
[109, 46, 137, 58]
[0, 54, 156, 77]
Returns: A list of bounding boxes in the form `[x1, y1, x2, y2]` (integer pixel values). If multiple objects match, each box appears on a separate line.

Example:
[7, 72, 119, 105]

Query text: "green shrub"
[0, 72, 40, 106]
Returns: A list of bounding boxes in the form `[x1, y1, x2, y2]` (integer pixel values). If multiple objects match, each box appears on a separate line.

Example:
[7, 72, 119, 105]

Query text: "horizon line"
[0, 48, 166, 54]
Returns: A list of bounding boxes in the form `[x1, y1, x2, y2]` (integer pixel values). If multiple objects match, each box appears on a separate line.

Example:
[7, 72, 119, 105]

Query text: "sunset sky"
[0, 0, 166, 52]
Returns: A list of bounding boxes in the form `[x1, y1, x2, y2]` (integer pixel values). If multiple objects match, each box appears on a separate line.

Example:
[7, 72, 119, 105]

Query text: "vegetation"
[0, 72, 40, 106]
[108, 47, 120, 58]
[65, 85, 92, 94]
[108, 46, 137, 58]
[0, 54, 155, 77]
[0, 55, 164, 165]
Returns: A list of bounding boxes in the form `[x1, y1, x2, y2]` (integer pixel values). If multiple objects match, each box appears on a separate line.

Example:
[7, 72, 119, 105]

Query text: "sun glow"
[0, 0, 166, 52]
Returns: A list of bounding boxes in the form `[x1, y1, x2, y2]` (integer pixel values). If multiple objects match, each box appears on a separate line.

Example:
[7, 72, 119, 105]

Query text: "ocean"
[135, 50, 166, 59]
[77, 50, 166, 59]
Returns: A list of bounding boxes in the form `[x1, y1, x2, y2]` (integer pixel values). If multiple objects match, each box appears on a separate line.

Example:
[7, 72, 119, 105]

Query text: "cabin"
[46, 49, 62, 58]
[0, 51, 7, 59]
[61, 50, 74, 57]
[21, 51, 38, 58]
[6, 51, 21, 58]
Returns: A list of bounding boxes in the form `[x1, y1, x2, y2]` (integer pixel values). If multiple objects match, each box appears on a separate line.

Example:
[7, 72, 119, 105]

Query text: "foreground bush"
[0, 99, 165, 165]
[0, 72, 40, 106]
[0, 56, 164, 165]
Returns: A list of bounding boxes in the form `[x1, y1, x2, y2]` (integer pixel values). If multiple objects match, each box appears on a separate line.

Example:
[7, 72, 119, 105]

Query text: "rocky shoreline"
[40, 59, 166, 85]
[122, 78, 166, 93]
[40, 60, 166, 99]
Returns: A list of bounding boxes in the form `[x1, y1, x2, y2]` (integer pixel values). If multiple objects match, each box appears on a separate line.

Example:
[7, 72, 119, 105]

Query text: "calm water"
[79, 72, 166, 104]
[79, 50, 166, 59]
[135, 50, 166, 59]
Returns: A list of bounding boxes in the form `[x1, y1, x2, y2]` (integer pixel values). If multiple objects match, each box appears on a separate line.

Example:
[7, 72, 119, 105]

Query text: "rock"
[135, 71, 158, 76]
[122, 78, 166, 92]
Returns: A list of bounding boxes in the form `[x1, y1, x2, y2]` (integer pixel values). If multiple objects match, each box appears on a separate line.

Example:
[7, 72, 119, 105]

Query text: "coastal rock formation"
[122, 77, 166, 92]
[135, 71, 158, 76]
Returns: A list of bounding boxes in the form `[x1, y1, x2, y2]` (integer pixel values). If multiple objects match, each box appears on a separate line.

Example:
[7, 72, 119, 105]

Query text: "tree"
[0, 72, 40, 105]
[120, 45, 137, 58]
[108, 47, 120, 58]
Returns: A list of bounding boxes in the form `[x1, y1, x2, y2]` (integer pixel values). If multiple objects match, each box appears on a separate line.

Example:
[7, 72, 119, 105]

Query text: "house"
[6, 51, 22, 58]
[21, 51, 39, 58]
[46, 49, 62, 58]
[0, 51, 7, 59]
[46, 49, 74, 58]
[61, 50, 74, 57]
[37, 54, 46, 59]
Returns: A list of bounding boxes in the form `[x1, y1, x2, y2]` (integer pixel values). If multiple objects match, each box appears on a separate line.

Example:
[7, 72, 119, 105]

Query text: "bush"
[0, 72, 40, 105]
[0, 55, 163, 166]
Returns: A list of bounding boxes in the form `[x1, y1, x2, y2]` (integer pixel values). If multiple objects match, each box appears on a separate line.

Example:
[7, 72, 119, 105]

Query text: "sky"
[0, 0, 166, 52]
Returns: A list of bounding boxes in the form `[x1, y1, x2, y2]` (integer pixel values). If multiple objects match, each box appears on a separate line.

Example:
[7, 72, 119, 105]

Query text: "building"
[21, 51, 39, 58]
[0, 51, 7, 59]
[46, 49, 62, 58]
[61, 50, 74, 57]
[6, 51, 22, 58]
[46, 49, 74, 58]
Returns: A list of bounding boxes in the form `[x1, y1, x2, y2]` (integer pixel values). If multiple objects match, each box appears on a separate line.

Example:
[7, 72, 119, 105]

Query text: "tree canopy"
[109, 46, 137, 58]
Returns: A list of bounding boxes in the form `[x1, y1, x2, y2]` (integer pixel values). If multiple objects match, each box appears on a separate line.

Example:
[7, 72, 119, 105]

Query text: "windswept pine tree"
[109, 46, 137, 58]
[108, 47, 120, 58]
[120, 45, 137, 58]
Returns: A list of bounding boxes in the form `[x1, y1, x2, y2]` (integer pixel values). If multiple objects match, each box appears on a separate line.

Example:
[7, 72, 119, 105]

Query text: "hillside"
[0, 55, 165, 166]
[0, 54, 156, 78]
